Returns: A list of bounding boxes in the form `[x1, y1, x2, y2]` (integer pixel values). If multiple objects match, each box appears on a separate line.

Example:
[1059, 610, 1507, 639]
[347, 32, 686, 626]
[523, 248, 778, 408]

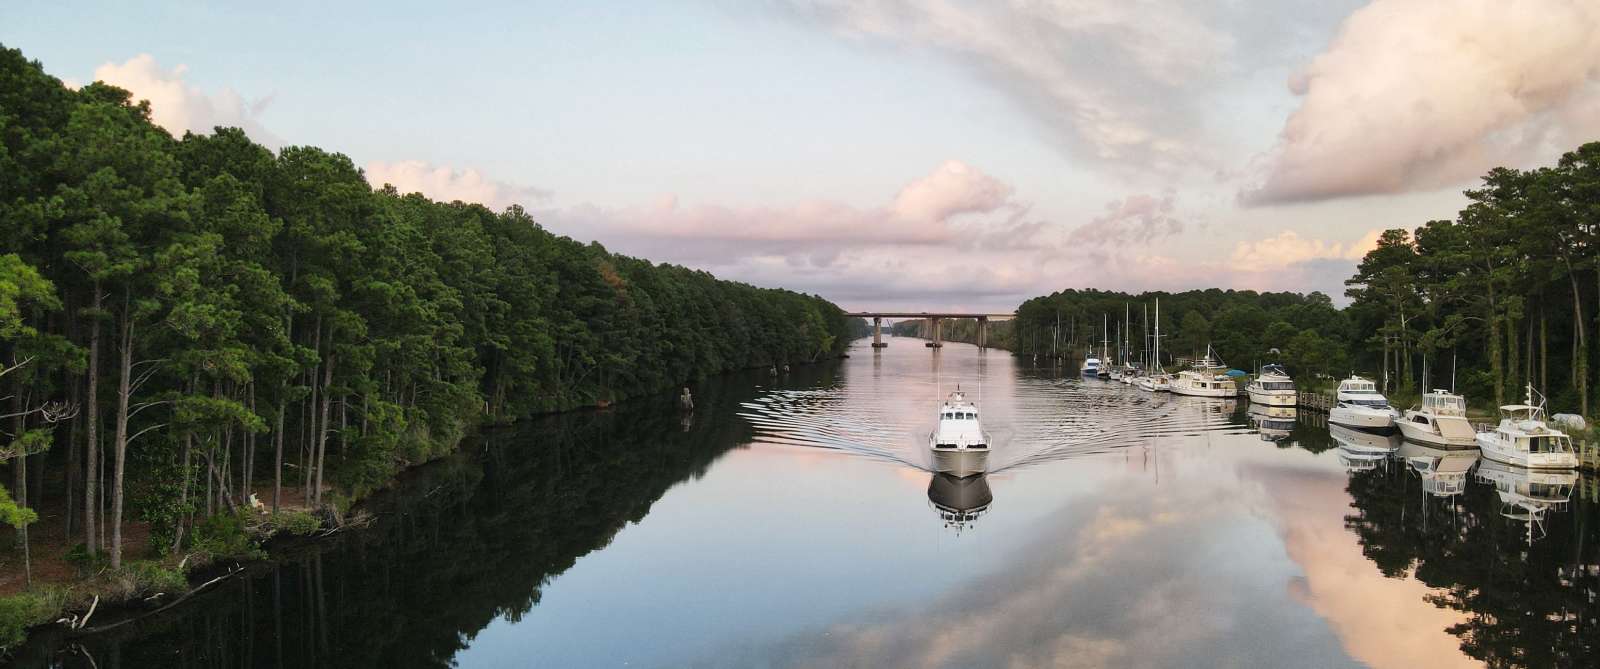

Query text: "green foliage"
[0, 40, 858, 584]
[263, 509, 321, 536]
[0, 588, 65, 653]
[0, 484, 38, 531]
[118, 560, 186, 595]
[187, 510, 264, 563]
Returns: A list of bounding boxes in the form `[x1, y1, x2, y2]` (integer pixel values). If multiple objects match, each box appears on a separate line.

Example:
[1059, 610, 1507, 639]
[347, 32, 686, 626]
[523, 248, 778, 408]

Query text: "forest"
[0, 42, 854, 594]
[974, 141, 1600, 418]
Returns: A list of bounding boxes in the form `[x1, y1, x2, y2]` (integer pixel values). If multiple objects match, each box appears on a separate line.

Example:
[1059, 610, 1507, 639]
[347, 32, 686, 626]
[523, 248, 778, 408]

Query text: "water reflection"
[1248, 404, 1298, 441]
[1398, 442, 1480, 500]
[14, 365, 794, 669]
[14, 342, 1600, 668]
[926, 473, 993, 532]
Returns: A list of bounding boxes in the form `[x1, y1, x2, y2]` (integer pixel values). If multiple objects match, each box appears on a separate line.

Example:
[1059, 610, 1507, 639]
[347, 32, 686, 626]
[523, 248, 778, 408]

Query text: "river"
[15, 338, 1600, 668]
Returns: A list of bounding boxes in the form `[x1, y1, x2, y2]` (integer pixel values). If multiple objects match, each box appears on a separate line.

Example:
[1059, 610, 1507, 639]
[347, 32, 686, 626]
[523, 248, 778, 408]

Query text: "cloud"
[365, 160, 550, 211]
[1244, 0, 1600, 204]
[1228, 229, 1377, 272]
[1067, 193, 1183, 247]
[778, 1, 1234, 173]
[90, 54, 279, 146]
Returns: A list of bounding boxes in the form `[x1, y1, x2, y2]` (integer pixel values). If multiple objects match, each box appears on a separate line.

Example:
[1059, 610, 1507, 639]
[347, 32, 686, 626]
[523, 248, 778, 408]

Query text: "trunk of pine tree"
[1487, 270, 1504, 407]
[313, 352, 334, 508]
[83, 282, 102, 557]
[110, 297, 135, 570]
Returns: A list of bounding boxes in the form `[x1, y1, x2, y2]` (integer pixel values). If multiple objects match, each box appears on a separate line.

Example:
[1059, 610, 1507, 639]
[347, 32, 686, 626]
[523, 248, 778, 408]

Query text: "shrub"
[188, 511, 265, 564]
[0, 589, 66, 653]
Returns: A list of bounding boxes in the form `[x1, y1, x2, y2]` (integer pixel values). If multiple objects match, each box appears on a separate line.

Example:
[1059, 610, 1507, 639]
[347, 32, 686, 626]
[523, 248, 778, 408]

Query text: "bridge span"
[845, 311, 1016, 349]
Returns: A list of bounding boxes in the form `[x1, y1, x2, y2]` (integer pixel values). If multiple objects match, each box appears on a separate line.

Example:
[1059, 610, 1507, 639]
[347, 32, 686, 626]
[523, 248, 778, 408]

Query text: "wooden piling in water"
[1297, 391, 1333, 412]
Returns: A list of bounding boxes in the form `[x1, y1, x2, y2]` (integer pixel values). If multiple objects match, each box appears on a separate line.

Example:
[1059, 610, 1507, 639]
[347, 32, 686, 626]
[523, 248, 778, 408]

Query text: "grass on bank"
[0, 508, 322, 655]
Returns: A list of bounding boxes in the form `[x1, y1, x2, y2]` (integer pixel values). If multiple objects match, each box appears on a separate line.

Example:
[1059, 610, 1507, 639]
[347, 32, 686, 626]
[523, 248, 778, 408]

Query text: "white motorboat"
[1246, 364, 1296, 407]
[1475, 384, 1578, 469]
[1328, 376, 1400, 430]
[1248, 404, 1296, 441]
[1080, 353, 1101, 378]
[929, 387, 989, 478]
[1397, 442, 1478, 498]
[1108, 366, 1123, 381]
[1397, 390, 1476, 447]
[1170, 347, 1236, 398]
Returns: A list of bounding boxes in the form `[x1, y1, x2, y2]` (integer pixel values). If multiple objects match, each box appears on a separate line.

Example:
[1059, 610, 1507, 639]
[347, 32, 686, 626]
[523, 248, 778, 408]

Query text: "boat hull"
[930, 447, 989, 478]
[1329, 405, 1398, 430]
[1247, 389, 1296, 406]
[1171, 385, 1234, 398]
[1475, 435, 1579, 469]
[1396, 414, 1477, 448]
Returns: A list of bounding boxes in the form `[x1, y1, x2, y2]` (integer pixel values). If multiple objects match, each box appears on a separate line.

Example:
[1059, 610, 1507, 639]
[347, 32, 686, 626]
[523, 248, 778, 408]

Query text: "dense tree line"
[1002, 288, 1352, 380]
[0, 45, 852, 574]
[1346, 142, 1600, 414]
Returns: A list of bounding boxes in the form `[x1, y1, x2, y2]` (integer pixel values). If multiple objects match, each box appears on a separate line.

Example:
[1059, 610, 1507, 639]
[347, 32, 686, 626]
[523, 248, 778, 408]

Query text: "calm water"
[16, 339, 1600, 668]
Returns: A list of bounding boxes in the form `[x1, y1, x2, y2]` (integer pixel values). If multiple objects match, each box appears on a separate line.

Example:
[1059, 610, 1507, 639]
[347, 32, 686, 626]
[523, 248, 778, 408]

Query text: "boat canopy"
[1422, 391, 1467, 416]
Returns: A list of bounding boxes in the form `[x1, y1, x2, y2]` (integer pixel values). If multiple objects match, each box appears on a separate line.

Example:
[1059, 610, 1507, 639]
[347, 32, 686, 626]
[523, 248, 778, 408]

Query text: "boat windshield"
[1346, 399, 1390, 408]
[1425, 394, 1466, 414]
[1526, 435, 1573, 454]
[1257, 381, 1295, 391]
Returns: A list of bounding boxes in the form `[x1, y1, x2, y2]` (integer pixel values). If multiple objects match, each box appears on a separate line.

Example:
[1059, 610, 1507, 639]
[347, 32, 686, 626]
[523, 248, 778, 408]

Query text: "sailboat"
[1137, 298, 1170, 392]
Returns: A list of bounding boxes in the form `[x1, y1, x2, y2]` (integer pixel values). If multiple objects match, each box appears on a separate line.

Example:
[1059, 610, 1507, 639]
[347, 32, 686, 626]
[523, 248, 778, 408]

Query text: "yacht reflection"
[927, 473, 993, 532]
[1397, 442, 1479, 499]
[1247, 404, 1297, 441]
[1330, 424, 1400, 470]
[1473, 458, 1578, 545]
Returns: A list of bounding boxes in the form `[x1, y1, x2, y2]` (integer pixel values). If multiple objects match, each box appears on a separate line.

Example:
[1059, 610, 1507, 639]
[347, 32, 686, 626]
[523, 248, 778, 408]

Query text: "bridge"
[846, 312, 1016, 350]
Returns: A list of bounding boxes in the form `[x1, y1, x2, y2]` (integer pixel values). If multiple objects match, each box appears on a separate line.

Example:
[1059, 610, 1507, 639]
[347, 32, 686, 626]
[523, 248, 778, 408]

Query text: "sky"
[5, 0, 1600, 312]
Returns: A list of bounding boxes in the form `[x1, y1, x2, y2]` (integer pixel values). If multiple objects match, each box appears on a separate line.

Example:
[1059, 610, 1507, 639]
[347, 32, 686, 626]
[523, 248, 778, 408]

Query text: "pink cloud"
[1244, 0, 1600, 204]
[365, 159, 549, 211]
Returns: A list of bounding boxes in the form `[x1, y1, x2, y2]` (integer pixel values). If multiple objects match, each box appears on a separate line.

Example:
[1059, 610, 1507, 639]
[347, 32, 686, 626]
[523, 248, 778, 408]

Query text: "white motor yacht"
[1397, 390, 1476, 448]
[1246, 364, 1296, 407]
[1475, 384, 1578, 469]
[1327, 376, 1400, 430]
[1079, 353, 1101, 378]
[929, 387, 989, 478]
[1397, 442, 1478, 499]
[1170, 348, 1236, 398]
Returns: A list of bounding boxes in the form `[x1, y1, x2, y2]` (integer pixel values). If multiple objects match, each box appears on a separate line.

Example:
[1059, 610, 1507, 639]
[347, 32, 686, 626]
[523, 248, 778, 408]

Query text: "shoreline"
[1, 352, 849, 658]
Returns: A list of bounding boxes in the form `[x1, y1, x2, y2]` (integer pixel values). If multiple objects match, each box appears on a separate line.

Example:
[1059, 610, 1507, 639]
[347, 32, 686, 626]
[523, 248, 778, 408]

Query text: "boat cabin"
[1420, 391, 1467, 417]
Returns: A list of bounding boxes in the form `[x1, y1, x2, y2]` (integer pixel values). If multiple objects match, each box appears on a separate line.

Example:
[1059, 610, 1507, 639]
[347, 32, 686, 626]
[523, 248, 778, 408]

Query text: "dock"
[1297, 391, 1334, 412]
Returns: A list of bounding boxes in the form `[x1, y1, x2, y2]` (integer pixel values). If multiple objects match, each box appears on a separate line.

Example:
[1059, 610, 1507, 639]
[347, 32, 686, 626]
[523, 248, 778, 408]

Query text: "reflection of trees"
[1344, 461, 1600, 667]
[30, 368, 784, 668]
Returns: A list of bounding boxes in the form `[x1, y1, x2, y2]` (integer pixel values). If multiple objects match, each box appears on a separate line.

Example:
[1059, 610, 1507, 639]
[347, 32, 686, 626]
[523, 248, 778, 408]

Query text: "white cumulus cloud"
[90, 54, 278, 145]
[1245, 0, 1600, 204]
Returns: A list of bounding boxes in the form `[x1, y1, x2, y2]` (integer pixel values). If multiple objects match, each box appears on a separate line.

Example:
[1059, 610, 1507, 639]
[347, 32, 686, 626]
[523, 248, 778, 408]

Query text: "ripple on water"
[737, 347, 1253, 474]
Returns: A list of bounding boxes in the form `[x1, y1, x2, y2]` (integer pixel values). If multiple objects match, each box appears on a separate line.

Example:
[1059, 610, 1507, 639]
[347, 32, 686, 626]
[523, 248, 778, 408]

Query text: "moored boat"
[1475, 384, 1578, 469]
[1328, 376, 1400, 430]
[1245, 364, 1296, 407]
[929, 386, 989, 477]
[1396, 390, 1476, 447]
[1170, 347, 1235, 398]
